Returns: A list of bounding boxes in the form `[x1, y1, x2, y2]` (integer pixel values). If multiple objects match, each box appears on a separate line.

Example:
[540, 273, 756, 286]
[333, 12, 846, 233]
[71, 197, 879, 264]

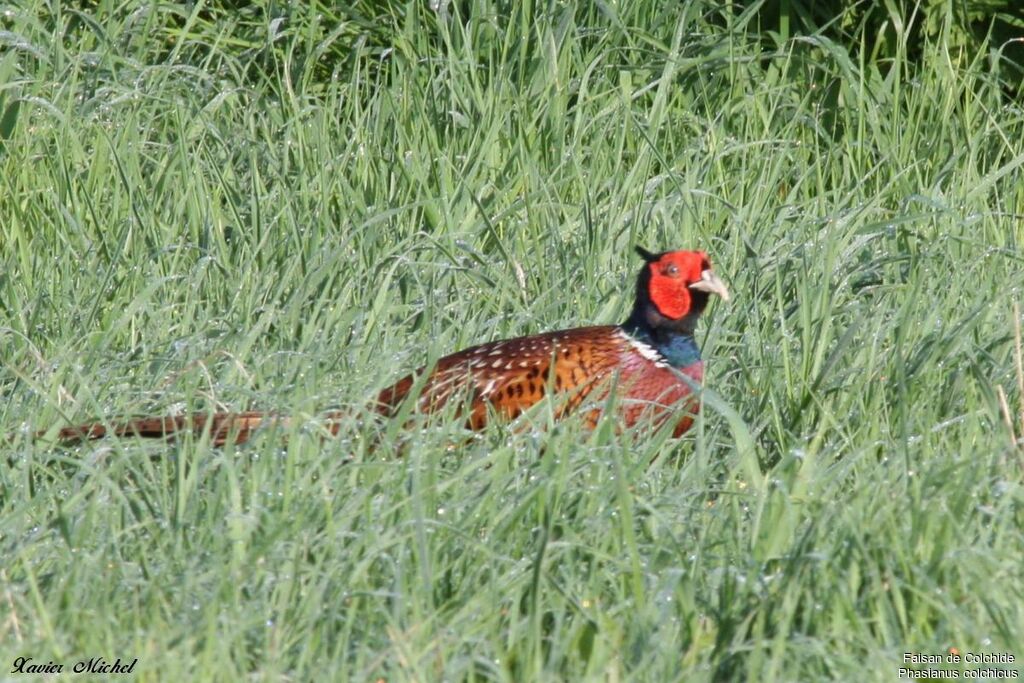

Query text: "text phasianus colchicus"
[45, 248, 728, 446]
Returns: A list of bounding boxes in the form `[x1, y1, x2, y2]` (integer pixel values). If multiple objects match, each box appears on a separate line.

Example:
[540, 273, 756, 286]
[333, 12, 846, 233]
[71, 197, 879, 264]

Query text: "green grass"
[3, 1, 1024, 680]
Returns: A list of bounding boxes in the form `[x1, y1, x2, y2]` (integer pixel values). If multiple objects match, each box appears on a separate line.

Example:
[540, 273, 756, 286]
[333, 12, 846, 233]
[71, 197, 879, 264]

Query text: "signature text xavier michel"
[11, 656, 137, 675]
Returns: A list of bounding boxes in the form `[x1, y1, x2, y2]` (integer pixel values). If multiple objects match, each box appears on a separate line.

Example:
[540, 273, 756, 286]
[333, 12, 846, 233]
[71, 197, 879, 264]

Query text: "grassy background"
[3, 1, 1024, 680]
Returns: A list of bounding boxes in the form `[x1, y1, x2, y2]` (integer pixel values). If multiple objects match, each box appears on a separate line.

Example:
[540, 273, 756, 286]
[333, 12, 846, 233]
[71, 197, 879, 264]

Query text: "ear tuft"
[634, 246, 659, 263]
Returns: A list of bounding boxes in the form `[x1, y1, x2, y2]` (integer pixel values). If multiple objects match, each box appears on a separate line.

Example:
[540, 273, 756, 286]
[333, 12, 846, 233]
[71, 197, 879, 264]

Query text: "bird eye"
[664, 263, 679, 276]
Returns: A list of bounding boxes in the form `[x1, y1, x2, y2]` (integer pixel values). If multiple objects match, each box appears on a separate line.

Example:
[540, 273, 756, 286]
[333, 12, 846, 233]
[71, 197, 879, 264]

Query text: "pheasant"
[43, 247, 727, 445]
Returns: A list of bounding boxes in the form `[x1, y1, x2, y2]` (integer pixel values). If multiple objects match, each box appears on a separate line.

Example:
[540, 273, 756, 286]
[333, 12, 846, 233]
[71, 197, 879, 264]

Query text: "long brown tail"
[41, 375, 417, 447]
[48, 411, 283, 446]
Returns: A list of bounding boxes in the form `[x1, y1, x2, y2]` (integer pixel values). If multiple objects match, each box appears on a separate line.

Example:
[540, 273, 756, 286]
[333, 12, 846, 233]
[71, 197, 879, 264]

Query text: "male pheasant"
[45, 248, 727, 445]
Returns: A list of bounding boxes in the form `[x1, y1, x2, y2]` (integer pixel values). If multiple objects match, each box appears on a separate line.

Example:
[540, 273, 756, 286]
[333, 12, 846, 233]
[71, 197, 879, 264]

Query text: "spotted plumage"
[41, 247, 727, 445]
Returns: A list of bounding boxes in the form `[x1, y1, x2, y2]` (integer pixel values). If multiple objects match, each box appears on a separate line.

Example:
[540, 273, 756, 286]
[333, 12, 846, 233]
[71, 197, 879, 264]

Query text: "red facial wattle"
[646, 251, 713, 320]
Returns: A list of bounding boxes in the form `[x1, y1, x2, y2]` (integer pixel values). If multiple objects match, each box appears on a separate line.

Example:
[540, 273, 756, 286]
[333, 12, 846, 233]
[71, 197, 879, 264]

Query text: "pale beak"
[689, 269, 730, 301]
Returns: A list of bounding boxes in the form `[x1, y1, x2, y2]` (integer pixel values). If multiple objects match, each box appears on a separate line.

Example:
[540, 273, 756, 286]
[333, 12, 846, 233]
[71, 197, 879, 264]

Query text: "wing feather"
[376, 326, 626, 427]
